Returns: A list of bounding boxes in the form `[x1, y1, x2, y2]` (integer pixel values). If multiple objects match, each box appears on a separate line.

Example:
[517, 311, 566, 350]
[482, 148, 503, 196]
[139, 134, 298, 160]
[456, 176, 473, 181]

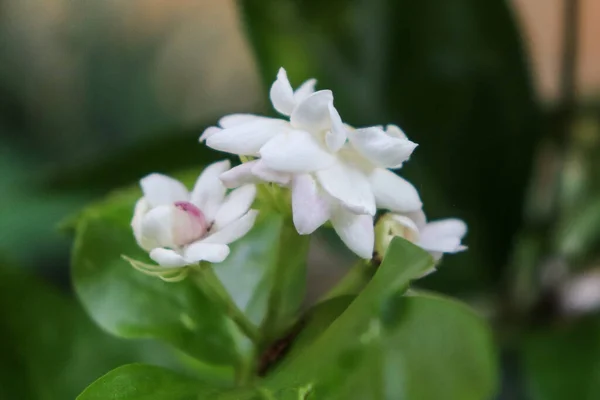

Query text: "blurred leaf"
[522, 317, 600, 400]
[240, 0, 542, 292]
[77, 364, 223, 400]
[0, 265, 182, 400]
[71, 184, 240, 367]
[0, 140, 87, 266]
[556, 197, 600, 262]
[47, 128, 227, 196]
[262, 238, 497, 399]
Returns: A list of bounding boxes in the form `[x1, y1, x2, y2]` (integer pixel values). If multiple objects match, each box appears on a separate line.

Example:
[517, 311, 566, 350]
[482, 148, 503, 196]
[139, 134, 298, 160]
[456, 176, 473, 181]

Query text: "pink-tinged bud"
[172, 201, 209, 246]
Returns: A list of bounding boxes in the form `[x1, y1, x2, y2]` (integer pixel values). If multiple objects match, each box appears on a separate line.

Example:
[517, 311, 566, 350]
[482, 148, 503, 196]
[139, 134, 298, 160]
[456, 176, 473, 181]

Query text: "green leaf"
[0, 266, 183, 400]
[71, 188, 240, 366]
[77, 364, 220, 400]
[522, 317, 600, 400]
[264, 238, 497, 399]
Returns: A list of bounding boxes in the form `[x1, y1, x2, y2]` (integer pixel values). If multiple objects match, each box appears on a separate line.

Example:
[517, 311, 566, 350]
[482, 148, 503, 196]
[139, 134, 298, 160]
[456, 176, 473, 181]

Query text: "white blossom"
[376, 210, 467, 262]
[201, 68, 421, 259]
[130, 160, 258, 269]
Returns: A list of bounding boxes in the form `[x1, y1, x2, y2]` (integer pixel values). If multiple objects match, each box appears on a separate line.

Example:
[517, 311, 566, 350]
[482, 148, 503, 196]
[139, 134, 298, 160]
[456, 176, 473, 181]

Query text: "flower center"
[172, 201, 209, 246]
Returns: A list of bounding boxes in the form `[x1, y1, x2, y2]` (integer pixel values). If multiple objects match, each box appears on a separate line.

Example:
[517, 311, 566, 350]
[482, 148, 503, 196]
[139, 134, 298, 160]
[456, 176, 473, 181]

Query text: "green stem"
[260, 221, 310, 344]
[191, 264, 260, 344]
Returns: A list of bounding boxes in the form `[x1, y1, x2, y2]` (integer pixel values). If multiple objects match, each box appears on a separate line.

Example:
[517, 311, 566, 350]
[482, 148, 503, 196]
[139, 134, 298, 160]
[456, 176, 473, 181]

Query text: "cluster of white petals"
[376, 211, 467, 261]
[130, 160, 258, 268]
[129, 66, 468, 273]
[201, 68, 423, 259]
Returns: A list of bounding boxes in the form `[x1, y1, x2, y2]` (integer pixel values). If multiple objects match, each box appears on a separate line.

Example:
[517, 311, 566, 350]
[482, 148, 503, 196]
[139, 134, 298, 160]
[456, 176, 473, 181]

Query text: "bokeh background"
[1, 0, 599, 398]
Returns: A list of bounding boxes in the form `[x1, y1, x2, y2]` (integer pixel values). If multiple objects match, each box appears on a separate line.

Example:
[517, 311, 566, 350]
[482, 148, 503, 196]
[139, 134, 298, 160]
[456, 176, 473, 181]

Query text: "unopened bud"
[172, 201, 209, 246]
[375, 213, 420, 257]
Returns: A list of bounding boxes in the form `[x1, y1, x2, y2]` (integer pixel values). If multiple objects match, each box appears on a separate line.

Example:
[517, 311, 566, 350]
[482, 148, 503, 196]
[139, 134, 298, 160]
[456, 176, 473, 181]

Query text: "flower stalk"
[190, 263, 260, 344]
[260, 219, 311, 345]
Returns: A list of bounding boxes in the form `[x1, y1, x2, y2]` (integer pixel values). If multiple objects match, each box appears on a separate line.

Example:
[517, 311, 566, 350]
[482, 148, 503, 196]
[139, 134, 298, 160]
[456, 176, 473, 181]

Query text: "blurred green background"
[1, 0, 600, 398]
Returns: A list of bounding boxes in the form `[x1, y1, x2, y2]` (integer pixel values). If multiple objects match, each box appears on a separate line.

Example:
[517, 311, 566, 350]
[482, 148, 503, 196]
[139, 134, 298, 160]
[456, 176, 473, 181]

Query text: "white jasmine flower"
[200, 68, 421, 259]
[217, 128, 422, 259]
[129, 160, 258, 270]
[375, 210, 467, 262]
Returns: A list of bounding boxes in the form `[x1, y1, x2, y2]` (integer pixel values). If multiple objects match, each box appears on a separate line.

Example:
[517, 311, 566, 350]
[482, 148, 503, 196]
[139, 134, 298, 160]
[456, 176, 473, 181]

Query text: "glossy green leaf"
[264, 238, 497, 399]
[0, 266, 183, 400]
[522, 317, 600, 400]
[77, 364, 221, 400]
[71, 188, 239, 366]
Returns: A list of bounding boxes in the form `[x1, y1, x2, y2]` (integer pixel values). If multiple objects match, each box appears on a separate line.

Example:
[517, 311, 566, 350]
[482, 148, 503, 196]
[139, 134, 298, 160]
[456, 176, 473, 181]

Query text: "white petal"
[369, 169, 422, 212]
[325, 102, 347, 152]
[140, 174, 189, 207]
[131, 198, 153, 250]
[330, 206, 374, 259]
[212, 185, 257, 230]
[201, 209, 259, 245]
[251, 160, 292, 185]
[404, 210, 427, 230]
[199, 126, 221, 142]
[417, 218, 467, 254]
[219, 114, 267, 128]
[219, 161, 260, 188]
[316, 162, 376, 215]
[206, 118, 290, 156]
[260, 129, 336, 173]
[293, 78, 317, 104]
[418, 235, 465, 254]
[291, 174, 330, 234]
[349, 126, 418, 169]
[190, 160, 230, 221]
[385, 124, 408, 140]
[290, 90, 334, 132]
[270, 68, 295, 116]
[422, 218, 468, 239]
[140, 206, 176, 248]
[184, 242, 230, 264]
[149, 248, 188, 268]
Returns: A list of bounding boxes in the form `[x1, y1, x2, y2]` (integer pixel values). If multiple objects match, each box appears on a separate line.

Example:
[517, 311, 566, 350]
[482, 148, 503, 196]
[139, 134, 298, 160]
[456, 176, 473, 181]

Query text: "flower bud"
[140, 202, 208, 249]
[172, 201, 209, 246]
[374, 213, 420, 257]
